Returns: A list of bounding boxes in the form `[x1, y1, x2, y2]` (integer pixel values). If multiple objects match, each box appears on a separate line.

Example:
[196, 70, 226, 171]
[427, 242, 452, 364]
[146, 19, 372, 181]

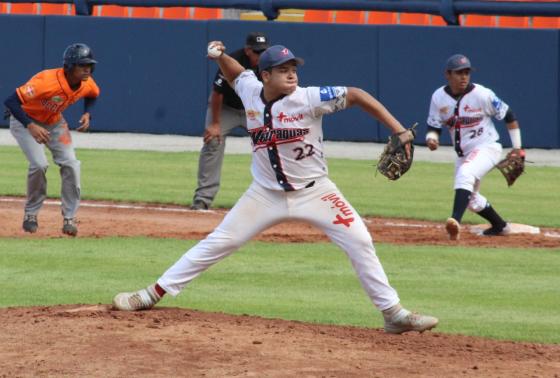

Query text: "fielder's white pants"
[158, 177, 400, 311]
[453, 143, 502, 212]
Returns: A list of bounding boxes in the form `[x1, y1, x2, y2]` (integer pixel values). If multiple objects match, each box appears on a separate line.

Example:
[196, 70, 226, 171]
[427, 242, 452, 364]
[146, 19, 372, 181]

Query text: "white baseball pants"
[454, 143, 502, 212]
[158, 177, 400, 311]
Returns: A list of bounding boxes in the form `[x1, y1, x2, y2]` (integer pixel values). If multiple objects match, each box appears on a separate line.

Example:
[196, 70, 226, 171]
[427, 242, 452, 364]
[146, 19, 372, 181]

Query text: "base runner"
[3, 43, 100, 236]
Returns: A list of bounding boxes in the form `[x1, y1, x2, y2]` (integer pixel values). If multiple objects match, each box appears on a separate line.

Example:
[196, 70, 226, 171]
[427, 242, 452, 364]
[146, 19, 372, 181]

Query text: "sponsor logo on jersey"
[51, 96, 64, 103]
[246, 109, 261, 120]
[463, 105, 481, 113]
[40, 98, 62, 113]
[439, 106, 449, 115]
[276, 112, 304, 123]
[319, 86, 336, 101]
[321, 193, 355, 227]
[249, 126, 309, 150]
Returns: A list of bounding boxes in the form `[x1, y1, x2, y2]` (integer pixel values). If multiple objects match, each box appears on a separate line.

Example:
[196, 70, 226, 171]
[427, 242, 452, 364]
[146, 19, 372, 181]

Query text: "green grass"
[1, 237, 558, 344]
[1, 146, 559, 226]
[1, 145, 559, 344]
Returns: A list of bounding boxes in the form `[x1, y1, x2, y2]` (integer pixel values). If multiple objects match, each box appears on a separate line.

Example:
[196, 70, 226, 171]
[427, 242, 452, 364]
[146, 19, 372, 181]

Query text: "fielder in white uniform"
[426, 54, 524, 240]
[113, 43, 438, 334]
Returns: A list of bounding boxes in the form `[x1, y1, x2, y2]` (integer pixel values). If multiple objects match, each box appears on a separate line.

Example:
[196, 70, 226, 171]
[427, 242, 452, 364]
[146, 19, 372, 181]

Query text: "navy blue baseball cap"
[446, 54, 472, 71]
[258, 45, 304, 71]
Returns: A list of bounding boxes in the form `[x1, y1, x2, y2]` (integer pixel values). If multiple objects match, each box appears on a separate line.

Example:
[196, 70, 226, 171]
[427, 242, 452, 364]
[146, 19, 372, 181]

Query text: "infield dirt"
[1, 197, 559, 248]
[1, 197, 559, 377]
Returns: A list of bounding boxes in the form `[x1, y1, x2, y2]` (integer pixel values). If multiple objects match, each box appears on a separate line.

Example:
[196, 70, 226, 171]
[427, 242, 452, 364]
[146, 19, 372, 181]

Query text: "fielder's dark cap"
[246, 32, 270, 52]
[258, 45, 304, 71]
[446, 54, 472, 71]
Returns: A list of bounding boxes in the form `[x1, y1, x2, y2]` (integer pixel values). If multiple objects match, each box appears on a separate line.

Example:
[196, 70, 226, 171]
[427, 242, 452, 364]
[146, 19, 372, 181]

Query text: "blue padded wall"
[0, 15, 558, 148]
[43, 16, 208, 135]
[207, 20, 380, 145]
[0, 15, 45, 118]
[377, 25, 559, 148]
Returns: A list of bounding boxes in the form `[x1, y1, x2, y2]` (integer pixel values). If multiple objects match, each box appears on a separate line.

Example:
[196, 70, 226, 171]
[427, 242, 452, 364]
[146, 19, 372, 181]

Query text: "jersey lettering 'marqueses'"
[428, 83, 508, 157]
[235, 70, 347, 191]
[250, 126, 310, 149]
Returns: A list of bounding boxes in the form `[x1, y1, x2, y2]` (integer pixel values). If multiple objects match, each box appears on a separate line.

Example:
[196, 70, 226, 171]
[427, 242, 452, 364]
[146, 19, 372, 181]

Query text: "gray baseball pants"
[10, 116, 81, 219]
[192, 103, 246, 206]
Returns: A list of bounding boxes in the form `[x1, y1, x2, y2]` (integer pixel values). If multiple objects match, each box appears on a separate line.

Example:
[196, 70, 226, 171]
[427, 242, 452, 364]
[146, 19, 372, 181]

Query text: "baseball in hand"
[207, 44, 222, 58]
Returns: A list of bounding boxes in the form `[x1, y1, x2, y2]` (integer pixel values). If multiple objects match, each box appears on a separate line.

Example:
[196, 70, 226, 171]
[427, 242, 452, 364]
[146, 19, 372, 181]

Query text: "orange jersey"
[16, 68, 100, 125]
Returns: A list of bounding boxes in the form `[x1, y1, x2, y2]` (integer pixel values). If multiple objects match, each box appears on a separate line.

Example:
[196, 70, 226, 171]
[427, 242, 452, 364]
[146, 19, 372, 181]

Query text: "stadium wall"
[0, 15, 558, 148]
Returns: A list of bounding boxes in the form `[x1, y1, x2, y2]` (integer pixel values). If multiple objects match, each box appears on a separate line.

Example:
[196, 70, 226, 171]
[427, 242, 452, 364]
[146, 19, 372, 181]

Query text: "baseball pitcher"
[113, 42, 438, 334]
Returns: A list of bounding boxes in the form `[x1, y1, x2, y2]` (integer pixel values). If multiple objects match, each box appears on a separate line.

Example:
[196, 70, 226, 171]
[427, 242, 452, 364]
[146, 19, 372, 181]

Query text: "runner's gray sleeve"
[4, 91, 32, 127]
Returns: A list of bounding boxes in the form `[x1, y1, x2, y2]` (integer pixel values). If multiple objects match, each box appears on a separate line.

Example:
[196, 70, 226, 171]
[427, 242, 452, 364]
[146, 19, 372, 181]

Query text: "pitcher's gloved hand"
[376, 123, 417, 181]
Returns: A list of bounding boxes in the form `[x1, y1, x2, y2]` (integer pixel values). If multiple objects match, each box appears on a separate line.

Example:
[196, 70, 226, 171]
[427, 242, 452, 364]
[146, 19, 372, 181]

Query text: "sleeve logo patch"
[24, 85, 35, 98]
[319, 87, 336, 101]
[492, 97, 503, 111]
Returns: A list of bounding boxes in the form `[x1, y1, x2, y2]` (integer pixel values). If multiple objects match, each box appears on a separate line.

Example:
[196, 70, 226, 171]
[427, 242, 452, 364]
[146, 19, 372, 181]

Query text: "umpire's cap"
[63, 43, 98, 68]
[446, 54, 472, 71]
[246, 32, 270, 52]
[258, 45, 304, 71]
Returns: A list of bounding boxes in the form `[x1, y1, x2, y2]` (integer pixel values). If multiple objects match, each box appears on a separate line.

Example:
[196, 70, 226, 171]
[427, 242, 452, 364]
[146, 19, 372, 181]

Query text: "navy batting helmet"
[63, 43, 98, 71]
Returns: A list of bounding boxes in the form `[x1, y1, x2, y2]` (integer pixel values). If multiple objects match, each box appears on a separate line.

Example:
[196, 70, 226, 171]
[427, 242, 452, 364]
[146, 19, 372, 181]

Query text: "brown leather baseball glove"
[496, 148, 525, 186]
[376, 124, 417, 181]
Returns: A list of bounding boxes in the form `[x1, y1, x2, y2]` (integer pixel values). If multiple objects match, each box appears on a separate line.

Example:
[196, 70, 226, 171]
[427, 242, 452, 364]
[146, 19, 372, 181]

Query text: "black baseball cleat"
[22, 214, 38, 233]
[62, 218, 78, 236]
[482, 223, 511, 236]
[190, 200, 209, 211]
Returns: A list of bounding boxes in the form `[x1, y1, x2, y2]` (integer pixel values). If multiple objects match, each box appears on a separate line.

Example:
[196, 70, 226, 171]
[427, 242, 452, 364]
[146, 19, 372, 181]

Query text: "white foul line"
[0, 197, 217, 214]
[2, 197, 558, 238]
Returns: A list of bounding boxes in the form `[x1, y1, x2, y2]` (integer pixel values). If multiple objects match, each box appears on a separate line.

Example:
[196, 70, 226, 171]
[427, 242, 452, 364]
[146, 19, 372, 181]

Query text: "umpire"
[191, 32, 269, 210]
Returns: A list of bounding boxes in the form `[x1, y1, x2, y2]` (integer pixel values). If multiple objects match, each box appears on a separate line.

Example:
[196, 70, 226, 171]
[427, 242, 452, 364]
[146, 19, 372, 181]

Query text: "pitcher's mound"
[2, 305, 560, 377]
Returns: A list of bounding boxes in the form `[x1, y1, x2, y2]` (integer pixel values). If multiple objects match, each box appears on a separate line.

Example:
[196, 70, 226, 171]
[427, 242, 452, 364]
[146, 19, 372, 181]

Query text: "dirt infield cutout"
[1, 197, 559, 248]
[2, 197, 559, 376]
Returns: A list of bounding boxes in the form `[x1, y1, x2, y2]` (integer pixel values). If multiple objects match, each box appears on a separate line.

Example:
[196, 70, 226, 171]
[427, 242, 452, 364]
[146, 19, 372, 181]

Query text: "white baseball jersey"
[158, 69, 401, 312]
[427, 83, 508, 156]
[234, 70, 347, 191]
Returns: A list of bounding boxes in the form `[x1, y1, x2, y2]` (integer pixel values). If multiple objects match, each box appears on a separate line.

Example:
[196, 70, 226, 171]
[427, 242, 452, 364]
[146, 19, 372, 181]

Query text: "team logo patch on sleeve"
[319, 87, 336, 101]
[491, 97, 503, 111]
[24, 85, 35, 99]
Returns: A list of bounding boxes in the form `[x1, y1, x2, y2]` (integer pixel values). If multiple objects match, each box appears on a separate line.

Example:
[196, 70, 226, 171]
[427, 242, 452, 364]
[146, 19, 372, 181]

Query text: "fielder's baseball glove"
[496, 148, 525, 186]
[376, 124, 417, 180]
